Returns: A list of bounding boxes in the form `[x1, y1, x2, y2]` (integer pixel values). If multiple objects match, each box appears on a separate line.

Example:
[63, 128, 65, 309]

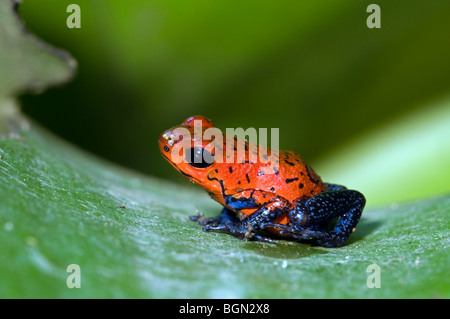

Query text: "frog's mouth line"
[160, 152, 203, 185]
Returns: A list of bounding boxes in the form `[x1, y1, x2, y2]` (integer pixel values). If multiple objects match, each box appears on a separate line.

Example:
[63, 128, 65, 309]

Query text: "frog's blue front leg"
[202, 200, 288, 242]
[189, 207, 240, 226]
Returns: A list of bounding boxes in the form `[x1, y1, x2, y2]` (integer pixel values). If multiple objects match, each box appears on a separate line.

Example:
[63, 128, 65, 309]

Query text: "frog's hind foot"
[260, 223, 327, 241]
[279, 189, 366, 247]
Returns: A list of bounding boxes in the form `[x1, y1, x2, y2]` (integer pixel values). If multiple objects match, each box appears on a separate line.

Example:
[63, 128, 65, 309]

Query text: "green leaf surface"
[0, 123, 449, 298]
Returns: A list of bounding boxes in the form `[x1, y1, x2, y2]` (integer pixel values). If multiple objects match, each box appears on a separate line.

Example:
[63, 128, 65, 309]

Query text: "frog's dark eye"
[186, 147, 214, 168]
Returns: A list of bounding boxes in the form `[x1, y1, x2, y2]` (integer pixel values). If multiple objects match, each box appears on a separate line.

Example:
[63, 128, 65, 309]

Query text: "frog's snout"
[160, 131, 175, 146]
[159, 129, 176, 155]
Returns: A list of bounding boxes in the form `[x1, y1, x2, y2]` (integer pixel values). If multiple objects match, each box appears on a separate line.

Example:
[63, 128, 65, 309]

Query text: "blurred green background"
[1, 0, 449, 299]
[18, 0, 450, 207]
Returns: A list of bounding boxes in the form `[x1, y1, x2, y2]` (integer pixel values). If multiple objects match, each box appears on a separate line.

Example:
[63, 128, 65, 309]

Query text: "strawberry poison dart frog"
[159, 116, 366, 247]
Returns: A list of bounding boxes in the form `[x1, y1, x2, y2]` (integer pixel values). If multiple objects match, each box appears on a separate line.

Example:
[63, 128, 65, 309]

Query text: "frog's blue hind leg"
[324, 183, 348, 192]
[262, 186, 366, 247]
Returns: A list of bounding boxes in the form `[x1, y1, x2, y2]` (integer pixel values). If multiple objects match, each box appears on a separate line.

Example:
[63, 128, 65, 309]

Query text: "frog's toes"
[251, 234, 275, 243]
[189, 214, 219, 226]
[189, 214, 203, 222]
[243, 225, 255, 239]
[202, 224, 230, 233]
[313, 232, 348, 248]
[203, 223, 249, 240]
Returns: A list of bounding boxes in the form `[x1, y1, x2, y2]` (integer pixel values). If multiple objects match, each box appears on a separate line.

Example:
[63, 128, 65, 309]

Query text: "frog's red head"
[159, 116, 221, 187]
